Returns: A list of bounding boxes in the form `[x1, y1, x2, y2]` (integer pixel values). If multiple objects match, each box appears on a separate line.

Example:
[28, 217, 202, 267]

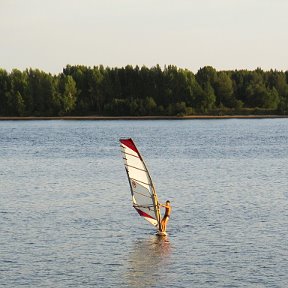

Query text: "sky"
[1, 0, 288, 74]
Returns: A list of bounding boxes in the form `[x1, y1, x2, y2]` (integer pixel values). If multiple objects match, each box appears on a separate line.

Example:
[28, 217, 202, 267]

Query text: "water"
[0, 119, 287, 287]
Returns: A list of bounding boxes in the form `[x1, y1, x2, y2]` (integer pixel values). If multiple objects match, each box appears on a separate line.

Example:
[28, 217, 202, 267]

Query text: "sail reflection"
[125, 235, 171, 288]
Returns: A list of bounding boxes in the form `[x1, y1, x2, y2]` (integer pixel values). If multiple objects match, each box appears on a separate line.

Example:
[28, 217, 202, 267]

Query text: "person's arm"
[159, 203, 169, 208]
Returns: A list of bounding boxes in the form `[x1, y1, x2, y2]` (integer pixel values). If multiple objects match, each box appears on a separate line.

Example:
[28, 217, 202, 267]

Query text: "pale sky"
[1, 0, 288, 74]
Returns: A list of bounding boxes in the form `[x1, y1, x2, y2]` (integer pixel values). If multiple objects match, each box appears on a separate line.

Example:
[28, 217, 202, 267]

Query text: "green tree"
[196, 66, 217, 87]
[194, 83, 216, 113]
[0, 69, 11, 115]
[278, 91, 288, 114]
[1, 65, 287, 116]
[26, 69, 58, 115]
[63, 65, 89, 113]
[58, 75, 77, 115]
[8, 69, 29, 115]
[195, 66, 217, 111]
[144, 97, 157, 115]
[246, 84, 280, 109]
[214, 72, 234, 107]
[14, 91, 26, 115]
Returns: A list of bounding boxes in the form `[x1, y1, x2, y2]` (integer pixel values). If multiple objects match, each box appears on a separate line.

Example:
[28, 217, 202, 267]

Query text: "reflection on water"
[125, 235, 171, 288]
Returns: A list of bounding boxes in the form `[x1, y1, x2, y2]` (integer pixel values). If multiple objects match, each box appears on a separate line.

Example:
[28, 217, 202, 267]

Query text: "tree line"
[1, 65, 288, 116]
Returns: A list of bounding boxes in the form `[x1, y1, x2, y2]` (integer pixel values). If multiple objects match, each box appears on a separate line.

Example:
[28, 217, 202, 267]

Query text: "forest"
[1, 65, 288, 116]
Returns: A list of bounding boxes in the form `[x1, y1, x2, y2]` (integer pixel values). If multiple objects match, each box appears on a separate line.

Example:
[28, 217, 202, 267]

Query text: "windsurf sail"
[120, 138, 162, 231]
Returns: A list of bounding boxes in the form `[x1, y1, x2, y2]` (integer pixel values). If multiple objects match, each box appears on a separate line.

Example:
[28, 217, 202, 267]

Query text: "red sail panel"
[120, 138, 142, 160]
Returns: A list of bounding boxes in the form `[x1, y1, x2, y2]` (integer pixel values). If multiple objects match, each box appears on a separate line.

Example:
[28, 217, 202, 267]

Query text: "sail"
[120, 138, 161, 230]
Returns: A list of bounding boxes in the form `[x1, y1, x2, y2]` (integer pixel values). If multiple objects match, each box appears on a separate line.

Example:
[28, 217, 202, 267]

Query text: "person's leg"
[160, 218, 163, 231]
[162, 220, 166, 232]
[161, 217, 168, 232]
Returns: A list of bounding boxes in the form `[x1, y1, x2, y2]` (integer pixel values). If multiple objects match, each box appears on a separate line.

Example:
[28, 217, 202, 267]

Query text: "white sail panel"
[120, 138, 161, 229]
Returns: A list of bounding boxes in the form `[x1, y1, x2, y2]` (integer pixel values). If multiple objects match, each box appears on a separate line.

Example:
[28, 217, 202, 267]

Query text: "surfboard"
[156, 231, 167, 236]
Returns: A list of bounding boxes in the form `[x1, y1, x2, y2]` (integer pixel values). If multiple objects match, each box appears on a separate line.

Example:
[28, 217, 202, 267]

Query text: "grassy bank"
[0, 115, 287, 121]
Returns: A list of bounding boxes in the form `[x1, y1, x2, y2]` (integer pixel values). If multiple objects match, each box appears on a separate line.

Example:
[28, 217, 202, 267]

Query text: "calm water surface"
[0, 119, 287, 287]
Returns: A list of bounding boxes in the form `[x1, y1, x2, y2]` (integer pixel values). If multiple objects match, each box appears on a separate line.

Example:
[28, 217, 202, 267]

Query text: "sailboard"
[120, 138, 164, 234]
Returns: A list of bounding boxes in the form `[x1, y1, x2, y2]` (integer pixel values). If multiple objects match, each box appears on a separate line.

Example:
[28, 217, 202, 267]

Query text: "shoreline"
[0, 115, 287, 121]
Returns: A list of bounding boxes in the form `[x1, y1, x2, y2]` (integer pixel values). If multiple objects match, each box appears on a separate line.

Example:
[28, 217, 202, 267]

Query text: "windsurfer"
[159, 200, 171, 232]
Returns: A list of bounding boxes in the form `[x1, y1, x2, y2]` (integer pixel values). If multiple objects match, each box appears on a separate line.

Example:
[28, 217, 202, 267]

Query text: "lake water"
[0, 119, 287, 287]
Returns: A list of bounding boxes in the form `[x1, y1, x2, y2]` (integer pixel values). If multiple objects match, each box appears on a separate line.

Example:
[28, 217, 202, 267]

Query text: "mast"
[151, 184, 162, 231]
[141, 158, 162, 231]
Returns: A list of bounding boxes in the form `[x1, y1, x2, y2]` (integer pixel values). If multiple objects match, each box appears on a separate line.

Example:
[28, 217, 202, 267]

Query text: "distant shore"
[0, 115, 287, 121]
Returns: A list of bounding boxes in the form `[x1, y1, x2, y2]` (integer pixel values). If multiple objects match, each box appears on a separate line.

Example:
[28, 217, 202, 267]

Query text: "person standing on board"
[159, 200, 171, 232]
